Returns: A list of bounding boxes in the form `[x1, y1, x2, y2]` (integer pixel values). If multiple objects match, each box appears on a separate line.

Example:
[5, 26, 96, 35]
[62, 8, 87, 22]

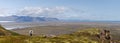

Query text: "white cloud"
[0, 8, 12, 16]
[16, 6, 71, 18]
[0, 6, 83, 20]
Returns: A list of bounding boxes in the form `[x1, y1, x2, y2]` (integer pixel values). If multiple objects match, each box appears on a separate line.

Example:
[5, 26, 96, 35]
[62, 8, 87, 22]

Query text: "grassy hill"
[0, 25, 120, 43]
[0, 25, 20, 36]
[0, 25, 100, 43]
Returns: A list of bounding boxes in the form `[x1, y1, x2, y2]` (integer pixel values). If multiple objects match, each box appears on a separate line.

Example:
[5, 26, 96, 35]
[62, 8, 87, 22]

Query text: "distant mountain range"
[0, 15, 59, 22]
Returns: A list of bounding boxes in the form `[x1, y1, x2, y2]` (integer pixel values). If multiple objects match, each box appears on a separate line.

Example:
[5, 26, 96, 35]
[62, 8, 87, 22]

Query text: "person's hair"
[104, 30, 110, 33]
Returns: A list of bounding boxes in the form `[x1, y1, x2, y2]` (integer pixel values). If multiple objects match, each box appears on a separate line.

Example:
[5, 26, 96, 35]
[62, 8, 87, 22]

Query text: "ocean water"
[0, 21, 15, 22]
[0, 21, 47, 30]
[1, 21, 120, 30]
[0, 21, 14, 30]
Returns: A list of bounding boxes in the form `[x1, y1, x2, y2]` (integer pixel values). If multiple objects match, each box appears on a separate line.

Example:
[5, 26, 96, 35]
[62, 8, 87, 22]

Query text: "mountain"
[0, 15, 59, 22]
[0, 16, 16, 21]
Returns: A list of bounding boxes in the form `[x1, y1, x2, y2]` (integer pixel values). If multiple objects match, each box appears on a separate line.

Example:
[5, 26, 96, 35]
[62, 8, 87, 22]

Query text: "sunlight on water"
[0, 21, 15, 22]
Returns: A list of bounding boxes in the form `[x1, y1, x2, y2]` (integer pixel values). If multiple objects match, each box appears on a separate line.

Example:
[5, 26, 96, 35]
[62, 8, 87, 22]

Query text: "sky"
[0, 0, 120, 21]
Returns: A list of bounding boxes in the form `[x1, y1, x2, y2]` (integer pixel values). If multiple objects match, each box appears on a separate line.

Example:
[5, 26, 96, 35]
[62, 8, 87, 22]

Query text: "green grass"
[0, 26, 101, 43]
[0, 25, 120, 43]
[25, 28, 100, 43]
[0, 25, 20, 36]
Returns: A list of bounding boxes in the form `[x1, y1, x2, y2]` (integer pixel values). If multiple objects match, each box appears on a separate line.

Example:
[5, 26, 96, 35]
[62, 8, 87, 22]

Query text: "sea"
[1, 21, 120, 30]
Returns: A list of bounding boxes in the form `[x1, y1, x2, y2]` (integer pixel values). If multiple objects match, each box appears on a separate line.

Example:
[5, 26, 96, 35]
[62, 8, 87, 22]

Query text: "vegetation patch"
[0, 25, 119, 43]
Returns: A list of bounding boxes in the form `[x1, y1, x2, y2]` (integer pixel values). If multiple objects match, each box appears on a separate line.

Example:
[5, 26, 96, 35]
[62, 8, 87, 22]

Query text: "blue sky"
[0, 0, 120, 21]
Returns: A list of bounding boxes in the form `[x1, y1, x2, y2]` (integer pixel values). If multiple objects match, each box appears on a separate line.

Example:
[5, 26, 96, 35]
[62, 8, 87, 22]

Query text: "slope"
[0, 25, 19, 36]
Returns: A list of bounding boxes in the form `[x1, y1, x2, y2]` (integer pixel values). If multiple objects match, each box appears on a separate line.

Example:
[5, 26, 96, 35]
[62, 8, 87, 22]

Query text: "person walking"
[29, 30, 33, 36]
[97, 30, 113, 43]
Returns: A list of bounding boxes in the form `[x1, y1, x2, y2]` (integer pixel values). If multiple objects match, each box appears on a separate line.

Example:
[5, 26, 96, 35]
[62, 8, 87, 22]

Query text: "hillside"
[2, 27, 120, 43]
[0, 25, 19, 36]
[0, 28, 100, 43]
[0, 25, 120, 43]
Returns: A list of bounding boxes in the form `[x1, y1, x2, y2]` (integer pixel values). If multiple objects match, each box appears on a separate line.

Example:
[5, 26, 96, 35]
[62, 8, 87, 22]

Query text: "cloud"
[0, 8, 12, 16]
[0, 6, 86, 20]
[16, 6, 72, 18]
[14, 6, 86, 20]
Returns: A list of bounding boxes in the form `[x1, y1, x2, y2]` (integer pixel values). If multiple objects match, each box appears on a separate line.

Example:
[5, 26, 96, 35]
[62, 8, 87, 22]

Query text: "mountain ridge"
[0, 15, 59, 22]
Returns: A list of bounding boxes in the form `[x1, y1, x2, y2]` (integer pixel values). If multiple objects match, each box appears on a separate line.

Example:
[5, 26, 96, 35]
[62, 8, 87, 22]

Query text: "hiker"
[100, 30, 106, 43]
[104, 30, 112, 43]
[29, 30, 33, 36]
[97, 30, 112, 43]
